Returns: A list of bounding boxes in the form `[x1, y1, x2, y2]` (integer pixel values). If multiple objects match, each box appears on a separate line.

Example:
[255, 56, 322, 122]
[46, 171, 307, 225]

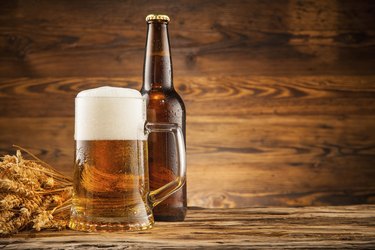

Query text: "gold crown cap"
[146, 14, 170, 22]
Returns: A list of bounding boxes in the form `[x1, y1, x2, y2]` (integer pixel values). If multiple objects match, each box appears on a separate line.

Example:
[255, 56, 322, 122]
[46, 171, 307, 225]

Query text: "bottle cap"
[146, 14, 170, 23]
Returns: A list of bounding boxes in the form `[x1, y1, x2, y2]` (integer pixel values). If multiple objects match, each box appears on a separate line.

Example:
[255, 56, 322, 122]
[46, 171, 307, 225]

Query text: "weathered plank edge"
[1, 206, 375, 249]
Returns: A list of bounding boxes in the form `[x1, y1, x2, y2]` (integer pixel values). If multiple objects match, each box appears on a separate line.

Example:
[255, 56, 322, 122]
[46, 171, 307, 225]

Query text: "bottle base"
[153, 215, 185, 222]
[153, 207, 187, 222]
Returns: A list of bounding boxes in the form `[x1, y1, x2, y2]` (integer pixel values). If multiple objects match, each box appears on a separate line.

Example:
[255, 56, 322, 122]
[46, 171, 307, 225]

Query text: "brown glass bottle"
[140, 14, 187, 221]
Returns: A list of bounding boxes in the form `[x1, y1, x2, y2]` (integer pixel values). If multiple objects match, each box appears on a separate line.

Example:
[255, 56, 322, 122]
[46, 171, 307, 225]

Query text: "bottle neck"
[142, 21, 173, 91]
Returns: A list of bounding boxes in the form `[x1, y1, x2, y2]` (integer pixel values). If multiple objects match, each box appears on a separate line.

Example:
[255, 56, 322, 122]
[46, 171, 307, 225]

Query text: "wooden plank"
[188, 113, 374, 206]
[1, 206, 375, 249]
[0, 75, 374, 207]
[0, 0, 375, 77]
[0, 76, 374, 117]
[0, 114, 374, 207]
[1, 115, 374, 175]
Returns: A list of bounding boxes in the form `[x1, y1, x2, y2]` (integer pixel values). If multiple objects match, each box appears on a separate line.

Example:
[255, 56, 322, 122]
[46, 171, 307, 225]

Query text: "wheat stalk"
[0, 147, 72, 236]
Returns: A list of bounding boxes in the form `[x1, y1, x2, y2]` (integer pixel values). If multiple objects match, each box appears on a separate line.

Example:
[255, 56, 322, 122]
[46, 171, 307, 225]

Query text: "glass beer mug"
[69, 86, 186, 232]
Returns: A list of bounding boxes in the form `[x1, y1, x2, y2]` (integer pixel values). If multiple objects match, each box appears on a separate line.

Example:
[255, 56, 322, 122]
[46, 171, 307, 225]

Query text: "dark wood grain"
[1, 115, 374, 207]
[0, 76, 374, 207]
[0, 76, 374, 117]
[1, 206, 375, 249]
[1, 1, 375, 208]
[0, 0, 375, 77]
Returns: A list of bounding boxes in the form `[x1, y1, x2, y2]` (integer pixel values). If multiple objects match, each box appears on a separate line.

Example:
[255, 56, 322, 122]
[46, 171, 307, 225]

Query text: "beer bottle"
[141, 14, 187, 221]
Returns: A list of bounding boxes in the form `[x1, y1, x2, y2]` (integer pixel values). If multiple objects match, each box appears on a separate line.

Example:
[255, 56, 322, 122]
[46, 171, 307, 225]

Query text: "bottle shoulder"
[142, 88, 185, 109]
[141, 88, 185, 122]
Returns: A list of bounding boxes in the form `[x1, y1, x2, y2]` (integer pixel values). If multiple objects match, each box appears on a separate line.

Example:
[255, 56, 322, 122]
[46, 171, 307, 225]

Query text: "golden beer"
[70, 140, 152, 231]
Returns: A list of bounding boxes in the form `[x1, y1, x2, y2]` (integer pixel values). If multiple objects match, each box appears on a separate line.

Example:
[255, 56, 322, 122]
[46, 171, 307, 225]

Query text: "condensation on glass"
[141, 14, 187, 221]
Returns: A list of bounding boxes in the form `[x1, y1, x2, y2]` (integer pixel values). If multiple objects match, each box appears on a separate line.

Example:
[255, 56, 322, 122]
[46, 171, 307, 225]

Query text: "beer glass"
[69, 86, 186, 232]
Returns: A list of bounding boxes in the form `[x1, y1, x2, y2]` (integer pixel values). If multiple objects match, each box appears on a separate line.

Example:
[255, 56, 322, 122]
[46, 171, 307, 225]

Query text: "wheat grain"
[0, 149, 72, 236]
[0, 179, 37, 197]
[3, 207, 31, 235]
[0, 211, 15, 223]
[23, 196, 43, 212]
[0, 162, 40, 189]
[32, 211, 54, 231]
[0, 194, 23, 210]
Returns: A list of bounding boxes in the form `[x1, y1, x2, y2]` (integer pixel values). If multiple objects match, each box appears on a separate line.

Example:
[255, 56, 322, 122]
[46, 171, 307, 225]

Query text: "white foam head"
[75, 86, 146, 140]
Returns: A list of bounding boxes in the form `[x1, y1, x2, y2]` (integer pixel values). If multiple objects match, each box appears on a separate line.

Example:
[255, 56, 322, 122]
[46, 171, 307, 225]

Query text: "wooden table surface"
[1, 205, 374, 249]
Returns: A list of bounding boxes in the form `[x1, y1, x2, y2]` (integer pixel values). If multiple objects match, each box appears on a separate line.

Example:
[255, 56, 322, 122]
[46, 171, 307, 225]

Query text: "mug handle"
[145, 122, 186, 208]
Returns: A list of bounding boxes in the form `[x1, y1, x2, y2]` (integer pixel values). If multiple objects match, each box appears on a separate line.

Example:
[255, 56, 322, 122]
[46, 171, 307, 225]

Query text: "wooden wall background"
[0, 0, 374, 208]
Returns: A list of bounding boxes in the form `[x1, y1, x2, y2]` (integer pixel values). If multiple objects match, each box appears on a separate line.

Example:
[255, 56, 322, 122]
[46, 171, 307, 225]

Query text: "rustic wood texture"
[0, 0, 375, 208]
[0, 0, 375, 77]
[0, 76, 374, 207]
[1, 206, 375, 249]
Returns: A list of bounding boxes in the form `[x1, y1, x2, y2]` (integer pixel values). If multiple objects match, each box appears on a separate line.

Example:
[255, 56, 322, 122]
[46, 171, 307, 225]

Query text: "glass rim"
[75, 96, 145, 100]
